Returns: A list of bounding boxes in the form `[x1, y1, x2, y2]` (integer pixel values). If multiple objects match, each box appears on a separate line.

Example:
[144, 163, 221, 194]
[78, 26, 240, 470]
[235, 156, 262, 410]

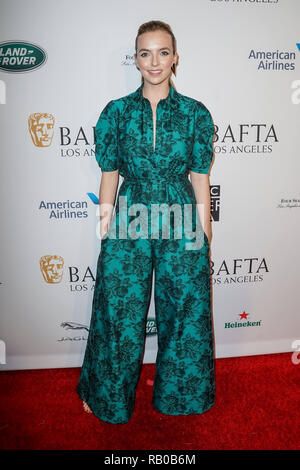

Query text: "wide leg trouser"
[76, 231, 215, 424]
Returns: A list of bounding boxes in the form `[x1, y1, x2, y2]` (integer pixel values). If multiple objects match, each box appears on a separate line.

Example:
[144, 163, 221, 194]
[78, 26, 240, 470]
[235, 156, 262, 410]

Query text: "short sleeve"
[189, 101, 215, 174]
[94, 100, 119, 171]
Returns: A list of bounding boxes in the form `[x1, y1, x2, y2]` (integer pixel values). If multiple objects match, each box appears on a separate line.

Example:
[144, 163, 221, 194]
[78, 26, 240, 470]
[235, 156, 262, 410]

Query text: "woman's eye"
[140, 51, 169, 57]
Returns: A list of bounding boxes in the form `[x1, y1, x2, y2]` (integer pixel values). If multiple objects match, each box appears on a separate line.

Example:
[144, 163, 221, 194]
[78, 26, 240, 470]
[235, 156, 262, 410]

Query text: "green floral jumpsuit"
[76, 81, 216, 424]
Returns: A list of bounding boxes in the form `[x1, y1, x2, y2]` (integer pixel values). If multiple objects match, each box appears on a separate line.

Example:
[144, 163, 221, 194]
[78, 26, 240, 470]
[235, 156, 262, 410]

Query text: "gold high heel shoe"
[83, 400, 93, 414]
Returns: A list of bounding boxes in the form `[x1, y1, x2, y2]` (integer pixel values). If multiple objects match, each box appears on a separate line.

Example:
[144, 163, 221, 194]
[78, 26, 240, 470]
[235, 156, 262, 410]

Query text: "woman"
[76, 20, 216, 424]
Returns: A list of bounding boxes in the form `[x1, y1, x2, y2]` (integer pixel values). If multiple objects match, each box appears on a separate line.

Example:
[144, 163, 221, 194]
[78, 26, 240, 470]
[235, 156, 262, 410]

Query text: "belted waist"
[122, 173, 189, 183]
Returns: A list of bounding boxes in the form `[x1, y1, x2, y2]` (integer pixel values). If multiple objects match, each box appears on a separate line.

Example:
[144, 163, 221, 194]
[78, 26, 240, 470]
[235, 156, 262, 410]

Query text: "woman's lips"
[148, 70, 162, 75]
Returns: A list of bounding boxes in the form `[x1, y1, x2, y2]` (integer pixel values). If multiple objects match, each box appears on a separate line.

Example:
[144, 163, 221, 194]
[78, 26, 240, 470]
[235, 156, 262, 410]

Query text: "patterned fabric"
[94, 81, 215, 176]
[76, 81, 216, 424]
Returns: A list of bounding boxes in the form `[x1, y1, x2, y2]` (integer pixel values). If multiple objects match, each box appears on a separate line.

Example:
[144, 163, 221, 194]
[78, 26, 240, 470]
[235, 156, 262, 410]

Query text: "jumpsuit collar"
[132, 80, 180, 111]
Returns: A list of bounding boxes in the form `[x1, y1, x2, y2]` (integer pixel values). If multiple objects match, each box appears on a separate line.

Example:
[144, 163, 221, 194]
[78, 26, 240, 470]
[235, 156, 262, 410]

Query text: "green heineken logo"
[225, 311, 262, 329]
[0, 41, 47, 72]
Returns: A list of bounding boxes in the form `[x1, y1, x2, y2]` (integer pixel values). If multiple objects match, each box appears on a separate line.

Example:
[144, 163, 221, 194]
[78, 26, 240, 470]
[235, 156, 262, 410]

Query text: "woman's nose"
[151, 55, 159, 66]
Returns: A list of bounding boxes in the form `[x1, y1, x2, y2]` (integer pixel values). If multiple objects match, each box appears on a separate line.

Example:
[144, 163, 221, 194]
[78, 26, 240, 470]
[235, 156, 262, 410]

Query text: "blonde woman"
[77, 20, 216, 424]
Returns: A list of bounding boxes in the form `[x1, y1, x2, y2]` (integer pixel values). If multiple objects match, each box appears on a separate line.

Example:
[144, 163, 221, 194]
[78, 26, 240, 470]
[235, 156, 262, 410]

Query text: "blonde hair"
[135, 20, 178, 89]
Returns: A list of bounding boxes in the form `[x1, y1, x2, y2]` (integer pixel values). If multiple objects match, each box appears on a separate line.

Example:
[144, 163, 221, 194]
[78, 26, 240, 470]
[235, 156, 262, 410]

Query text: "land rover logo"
[0, 41, 47, 72]
[146, 318, 157, 336]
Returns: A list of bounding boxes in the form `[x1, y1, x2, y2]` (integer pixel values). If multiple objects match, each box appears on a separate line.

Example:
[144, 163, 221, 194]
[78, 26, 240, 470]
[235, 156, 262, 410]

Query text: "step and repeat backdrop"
[1, 0, 299, 370]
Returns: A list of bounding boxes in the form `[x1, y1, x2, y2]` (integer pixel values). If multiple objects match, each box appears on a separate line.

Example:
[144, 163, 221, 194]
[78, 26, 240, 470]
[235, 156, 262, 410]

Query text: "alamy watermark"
[291, 339, 300, 365]
[0, 79, 6, 104]
[0, 340, 6, 364]
[100, 197, 208, 250]
[291, 79, 300, 104]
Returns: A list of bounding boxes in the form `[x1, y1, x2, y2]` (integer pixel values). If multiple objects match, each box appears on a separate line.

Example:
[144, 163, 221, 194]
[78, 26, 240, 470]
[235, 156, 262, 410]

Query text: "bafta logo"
[40, 255, 64, 284]
[28, 113, 54, 147]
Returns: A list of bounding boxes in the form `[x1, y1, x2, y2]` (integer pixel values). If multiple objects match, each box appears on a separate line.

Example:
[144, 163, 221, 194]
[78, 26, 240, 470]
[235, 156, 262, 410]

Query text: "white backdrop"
[1, 0, 300, 370]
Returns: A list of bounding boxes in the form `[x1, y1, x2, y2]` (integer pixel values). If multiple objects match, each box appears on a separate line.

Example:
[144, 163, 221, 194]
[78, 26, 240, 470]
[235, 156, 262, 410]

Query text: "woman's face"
[134, 30, 177, 85]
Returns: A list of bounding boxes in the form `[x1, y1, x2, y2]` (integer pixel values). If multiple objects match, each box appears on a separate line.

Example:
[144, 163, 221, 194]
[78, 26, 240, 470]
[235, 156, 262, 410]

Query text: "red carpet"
[0, 352, 299, 450]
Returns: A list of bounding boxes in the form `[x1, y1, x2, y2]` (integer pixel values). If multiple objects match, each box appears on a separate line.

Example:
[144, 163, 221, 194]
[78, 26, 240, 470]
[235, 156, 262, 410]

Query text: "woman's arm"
[99, 170, 119, 238]
[189, 171, 212, 244]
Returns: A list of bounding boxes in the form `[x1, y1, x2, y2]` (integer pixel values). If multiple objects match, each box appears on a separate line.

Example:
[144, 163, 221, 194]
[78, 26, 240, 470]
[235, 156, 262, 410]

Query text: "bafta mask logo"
[28, 113, 54, 147]
[40, 255, 64, 284]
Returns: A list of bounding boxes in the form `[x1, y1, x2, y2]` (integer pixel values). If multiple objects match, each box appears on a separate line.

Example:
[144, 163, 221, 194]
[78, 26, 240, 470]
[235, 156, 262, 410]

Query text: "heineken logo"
[225, 311, 262, 329]
[0, 41, 47, 72]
